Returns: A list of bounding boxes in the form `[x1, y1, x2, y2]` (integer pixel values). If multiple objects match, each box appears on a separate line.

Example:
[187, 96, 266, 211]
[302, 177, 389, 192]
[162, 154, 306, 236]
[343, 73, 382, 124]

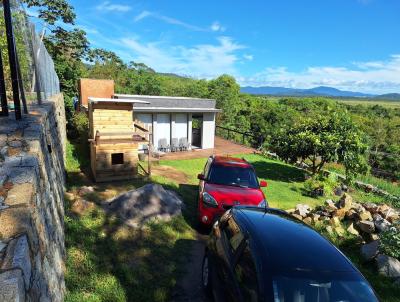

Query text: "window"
[235, 245, 259, 302]
[208, 165, 259, 188]
[111, 153, 124, 165]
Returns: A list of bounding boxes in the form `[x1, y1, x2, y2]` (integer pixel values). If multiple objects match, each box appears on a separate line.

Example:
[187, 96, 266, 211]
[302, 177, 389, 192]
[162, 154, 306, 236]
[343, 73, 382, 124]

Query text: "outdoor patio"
[160, 136, 255, 160]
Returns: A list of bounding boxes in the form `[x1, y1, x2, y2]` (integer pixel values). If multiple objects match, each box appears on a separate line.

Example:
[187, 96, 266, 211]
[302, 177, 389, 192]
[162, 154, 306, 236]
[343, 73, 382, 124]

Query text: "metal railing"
[215, 125, 264, 148]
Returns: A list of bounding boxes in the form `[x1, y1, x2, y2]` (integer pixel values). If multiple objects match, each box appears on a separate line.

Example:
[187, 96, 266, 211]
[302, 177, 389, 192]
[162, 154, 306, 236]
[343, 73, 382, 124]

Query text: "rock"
[285, 208, 295, 214]
[363, 202, 378, 214]
[345, 209, 358, 220]
[325, 199, 337, 210]
[303, 217, 312, 225]
[107, 184, 183, 227]
[315, 210, 330, 217]
[292, 214, 303, 221]
[357, 221, 375, 233]
[376, 254, 400, 278]
[374, 218, 391, 233]
[71, 199, 95, 215]
[0, 269, 25, 302]
[338, 193, 352, 210]
[295, 204, 311, 217]
[334, 226, 346, 236]
[2, 235, 31, 290]
[341, 184, 348, 192]
[358, 210, 373, 221]
[311, 213, 320, 223]
[64, 192, 75, 201]
[0, 241, 6, 253]
[329, 217, 341, 227]
[78, 186, 95, 196]
[347, 223, 359, 236]
[365, 184, 374, 193]
[326, 226, 334, 235]
[360, 240, 379, 261]
[334, 187, 343, 196]
[333, 208, 347, 220]
[351, 202, 365, 214]
[5, 183, 34, 206]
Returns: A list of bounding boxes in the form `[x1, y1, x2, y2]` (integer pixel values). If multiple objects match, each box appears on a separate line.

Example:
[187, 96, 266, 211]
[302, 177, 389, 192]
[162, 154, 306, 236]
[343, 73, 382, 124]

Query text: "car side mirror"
[197, 174, 205, 180]
[260, 180, 268, 187]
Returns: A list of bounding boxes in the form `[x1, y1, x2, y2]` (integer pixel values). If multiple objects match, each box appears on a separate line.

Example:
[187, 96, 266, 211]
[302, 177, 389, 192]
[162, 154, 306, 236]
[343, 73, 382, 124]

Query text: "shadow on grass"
[251, 160, 306, 183]
[65, 191, 198, 302]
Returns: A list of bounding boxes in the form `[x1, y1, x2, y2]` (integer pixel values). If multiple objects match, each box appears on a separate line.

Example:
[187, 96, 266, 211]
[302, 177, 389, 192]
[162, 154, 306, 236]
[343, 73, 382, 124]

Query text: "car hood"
[205, 183, 264, 205]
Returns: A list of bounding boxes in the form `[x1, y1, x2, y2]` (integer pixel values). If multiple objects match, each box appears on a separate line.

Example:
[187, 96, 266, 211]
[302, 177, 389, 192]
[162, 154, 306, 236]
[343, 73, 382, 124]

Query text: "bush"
[380, 223, 400, 260]
[304, 172, 339, 197]
[68, 112, 89, 142]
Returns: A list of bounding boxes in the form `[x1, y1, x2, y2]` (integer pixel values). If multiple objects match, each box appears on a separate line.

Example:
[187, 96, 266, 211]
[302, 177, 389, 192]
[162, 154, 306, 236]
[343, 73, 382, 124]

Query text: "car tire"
[202, 252, 213, 297]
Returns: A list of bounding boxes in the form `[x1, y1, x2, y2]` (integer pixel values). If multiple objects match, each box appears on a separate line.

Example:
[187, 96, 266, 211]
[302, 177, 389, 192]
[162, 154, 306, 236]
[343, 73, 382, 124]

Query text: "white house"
[114, 94, 222, 150]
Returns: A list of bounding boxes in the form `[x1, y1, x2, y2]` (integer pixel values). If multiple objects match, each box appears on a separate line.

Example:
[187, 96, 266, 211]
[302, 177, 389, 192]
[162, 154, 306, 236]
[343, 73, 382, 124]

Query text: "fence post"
[0, 50, 8, 116]
[3, 0, 22, 119]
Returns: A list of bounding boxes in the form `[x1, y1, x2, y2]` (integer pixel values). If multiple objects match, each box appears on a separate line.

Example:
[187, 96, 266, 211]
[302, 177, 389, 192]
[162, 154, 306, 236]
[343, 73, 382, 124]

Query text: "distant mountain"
[240, 85, 375, 98]
[374, 93, 400, 101]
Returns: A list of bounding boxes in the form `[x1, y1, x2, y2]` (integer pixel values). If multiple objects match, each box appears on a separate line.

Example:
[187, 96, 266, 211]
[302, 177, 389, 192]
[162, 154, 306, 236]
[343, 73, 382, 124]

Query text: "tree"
[272, 112, 368, 181]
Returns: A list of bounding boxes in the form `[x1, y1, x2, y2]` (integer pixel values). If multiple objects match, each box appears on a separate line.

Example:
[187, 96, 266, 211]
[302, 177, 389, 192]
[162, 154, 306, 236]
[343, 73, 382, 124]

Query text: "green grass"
[337, 99, 400, 109]
[326, 163, 400, 198]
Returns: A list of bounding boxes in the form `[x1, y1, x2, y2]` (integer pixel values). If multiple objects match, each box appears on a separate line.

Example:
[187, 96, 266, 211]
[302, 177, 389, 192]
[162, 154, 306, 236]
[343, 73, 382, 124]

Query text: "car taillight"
[202, 192, 218, 208]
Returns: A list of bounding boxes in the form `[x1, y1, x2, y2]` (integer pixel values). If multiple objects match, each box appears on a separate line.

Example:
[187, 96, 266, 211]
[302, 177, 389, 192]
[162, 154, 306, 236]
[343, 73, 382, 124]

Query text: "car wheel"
[202, 252, 213, 297]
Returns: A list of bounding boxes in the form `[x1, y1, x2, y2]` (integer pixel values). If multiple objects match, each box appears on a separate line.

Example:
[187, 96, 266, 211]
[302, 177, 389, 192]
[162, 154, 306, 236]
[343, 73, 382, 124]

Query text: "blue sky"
[32, 0, 400, 94]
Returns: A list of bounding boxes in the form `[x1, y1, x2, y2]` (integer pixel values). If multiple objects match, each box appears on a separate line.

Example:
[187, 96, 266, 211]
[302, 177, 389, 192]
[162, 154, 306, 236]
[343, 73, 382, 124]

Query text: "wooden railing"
[215, 125, 263, 148]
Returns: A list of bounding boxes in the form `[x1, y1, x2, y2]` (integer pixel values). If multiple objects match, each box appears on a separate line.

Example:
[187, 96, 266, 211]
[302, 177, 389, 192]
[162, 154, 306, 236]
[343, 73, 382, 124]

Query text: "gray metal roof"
[114, 94, 217, 109]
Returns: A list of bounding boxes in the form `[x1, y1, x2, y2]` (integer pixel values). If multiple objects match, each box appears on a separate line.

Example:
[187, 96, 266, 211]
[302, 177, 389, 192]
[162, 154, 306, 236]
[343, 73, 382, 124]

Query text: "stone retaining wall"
[0, 93, 66, 301]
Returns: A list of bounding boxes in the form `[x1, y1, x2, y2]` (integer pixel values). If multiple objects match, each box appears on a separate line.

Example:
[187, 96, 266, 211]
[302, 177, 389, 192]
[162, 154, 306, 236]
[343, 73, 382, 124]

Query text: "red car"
[197, 155, 268, 226]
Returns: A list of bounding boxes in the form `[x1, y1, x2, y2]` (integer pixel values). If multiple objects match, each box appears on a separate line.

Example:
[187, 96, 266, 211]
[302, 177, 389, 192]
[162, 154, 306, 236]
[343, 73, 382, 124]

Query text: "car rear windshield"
[208, 164, 259, 188]
[272, 275, 378, 302]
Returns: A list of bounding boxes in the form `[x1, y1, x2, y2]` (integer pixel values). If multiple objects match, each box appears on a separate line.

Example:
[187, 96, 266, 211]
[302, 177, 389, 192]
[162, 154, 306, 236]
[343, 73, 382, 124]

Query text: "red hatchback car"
[197, 155, 268, 226]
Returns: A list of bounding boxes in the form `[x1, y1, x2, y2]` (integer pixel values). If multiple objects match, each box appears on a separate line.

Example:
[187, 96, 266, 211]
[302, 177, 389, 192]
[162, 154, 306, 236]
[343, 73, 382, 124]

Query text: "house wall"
[201, 112, 216, 149]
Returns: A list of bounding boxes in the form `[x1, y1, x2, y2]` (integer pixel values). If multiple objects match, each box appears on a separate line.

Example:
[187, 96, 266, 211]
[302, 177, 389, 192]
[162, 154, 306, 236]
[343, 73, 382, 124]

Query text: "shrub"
[304, 172, 339, 197]
[68, 112, 89, 142]
[380, 223, 400, 260]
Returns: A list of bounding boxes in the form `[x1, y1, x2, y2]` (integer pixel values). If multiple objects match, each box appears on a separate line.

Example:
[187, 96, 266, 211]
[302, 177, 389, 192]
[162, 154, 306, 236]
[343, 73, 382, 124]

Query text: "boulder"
[345, 209, 358, 220]
[358, 210, 373, 222]
[363, 202, 378, 214]
[351, 202, 365, 214]
[311, 213, 320, 223]
[303, 217, 312, 225]
[106, 184, 183, 227]
[295, 204, 311, 217]
[357, 221, 375, 233]
[347, 223, 359, 236]
[338, 193, 352, 211]
[325, 199, 337, 210]
[365, 184, 374, 193]
[360, 240, 379, 261]
[292, 213, 303, 221]
[333, 208, 347, 220]
[376, 255, 400, 278]
[374, 218, 391, 233]
[326, 226, 334, 235]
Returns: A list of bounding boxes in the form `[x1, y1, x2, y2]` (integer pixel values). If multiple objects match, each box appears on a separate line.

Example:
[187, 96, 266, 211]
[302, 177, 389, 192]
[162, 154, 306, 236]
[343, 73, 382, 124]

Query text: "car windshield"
[208, 164, 259, 188]
[272, 275, 378, 302]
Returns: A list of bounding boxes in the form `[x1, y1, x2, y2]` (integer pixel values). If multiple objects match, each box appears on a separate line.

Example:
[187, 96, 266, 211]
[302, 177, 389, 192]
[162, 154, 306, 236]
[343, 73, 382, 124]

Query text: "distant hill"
[240, 85, 375, 98]
[373, 93, 400, 101]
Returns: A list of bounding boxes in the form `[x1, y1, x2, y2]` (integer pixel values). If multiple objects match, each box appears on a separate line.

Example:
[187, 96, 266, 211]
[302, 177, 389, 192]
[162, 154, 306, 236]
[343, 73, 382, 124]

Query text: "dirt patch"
[152, 165, 189, 184]
[71, 198, 95, 215]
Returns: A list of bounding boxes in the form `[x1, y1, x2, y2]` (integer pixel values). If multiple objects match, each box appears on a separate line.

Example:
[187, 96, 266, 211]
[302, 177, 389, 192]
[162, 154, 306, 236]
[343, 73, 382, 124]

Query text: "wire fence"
[0, 0, 60, 116]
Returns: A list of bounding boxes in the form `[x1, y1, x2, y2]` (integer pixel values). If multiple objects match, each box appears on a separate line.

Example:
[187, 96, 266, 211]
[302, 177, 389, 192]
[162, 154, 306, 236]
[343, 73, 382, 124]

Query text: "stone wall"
[0, 93, 66, 302]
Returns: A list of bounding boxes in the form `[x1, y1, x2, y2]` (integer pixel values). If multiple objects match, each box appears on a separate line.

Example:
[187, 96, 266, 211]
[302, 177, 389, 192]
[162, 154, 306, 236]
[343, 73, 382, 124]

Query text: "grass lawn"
[65, 141, 399, 301]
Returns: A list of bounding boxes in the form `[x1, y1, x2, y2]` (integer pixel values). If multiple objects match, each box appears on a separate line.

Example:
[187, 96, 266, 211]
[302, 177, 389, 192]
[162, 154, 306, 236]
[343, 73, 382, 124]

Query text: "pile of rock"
[287, 194, 400, 283]
[288, 193, 399, 239]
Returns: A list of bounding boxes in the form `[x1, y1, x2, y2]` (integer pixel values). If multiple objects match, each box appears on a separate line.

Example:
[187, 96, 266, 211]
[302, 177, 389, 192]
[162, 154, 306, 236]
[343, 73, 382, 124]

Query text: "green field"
[337, 99, 400, 108]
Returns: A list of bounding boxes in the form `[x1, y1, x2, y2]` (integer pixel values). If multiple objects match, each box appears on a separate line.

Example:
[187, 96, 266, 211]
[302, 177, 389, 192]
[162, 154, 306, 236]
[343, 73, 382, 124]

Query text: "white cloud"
[134, 11, 226, 33]
[243, 54, 253, 61]
[239, 55, 400, 94]
[96, 1, 132, 12]
[120, 36, 245, 78]
[210, 21, 226, 32]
